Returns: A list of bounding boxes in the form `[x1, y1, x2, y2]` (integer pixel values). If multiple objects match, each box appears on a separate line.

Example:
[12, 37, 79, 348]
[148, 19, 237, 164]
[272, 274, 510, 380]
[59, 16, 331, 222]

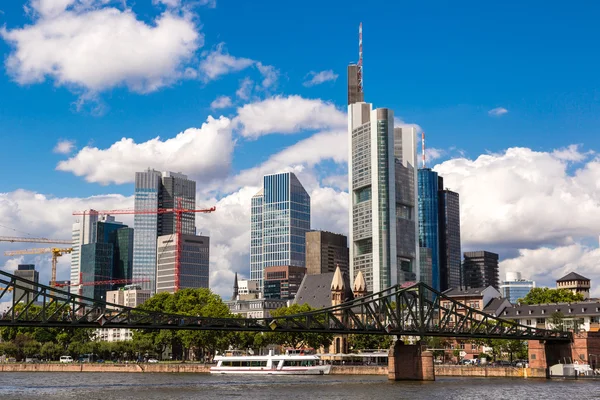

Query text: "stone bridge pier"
[388, 340, 435, 381]
[529, 331, 600, 373]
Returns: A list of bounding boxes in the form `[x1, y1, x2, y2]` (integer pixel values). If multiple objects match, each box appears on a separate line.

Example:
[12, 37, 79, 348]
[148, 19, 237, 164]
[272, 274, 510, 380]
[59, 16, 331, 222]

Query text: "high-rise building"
[263, 265, 306, 300]
[250, 172, 311, 291]
[132, 169, 196, 294]
[500, 272, 535, 303]
[418, 168, 440, 291]
[305, 231, 349, 276]
[71, 211, 116, 285]
[13, 264, 39, 303]
[463, 251, 499, 289]
[437, 177, 462, 291]
[156, 234, 209, 294]
[80, 243, 114, 301]
[106, 285, 151, 309]
[419, 248, 433, 289]
[111, 227, 134, 282]
[348, 101, 419, 293]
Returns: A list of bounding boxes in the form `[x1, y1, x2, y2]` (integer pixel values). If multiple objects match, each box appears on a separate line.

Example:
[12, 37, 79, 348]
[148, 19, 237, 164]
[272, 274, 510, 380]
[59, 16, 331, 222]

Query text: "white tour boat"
[210, 349, 331, 375]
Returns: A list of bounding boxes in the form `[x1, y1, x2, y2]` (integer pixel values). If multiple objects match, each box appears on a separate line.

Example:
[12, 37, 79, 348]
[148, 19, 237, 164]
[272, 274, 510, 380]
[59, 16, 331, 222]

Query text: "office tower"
[106, 285, 152, 309]
[347, 23, 364, 105]
[80, 243, 113, 301]
[250, 172, 311, 291]
[305, 231, 349, 275]
[156, 234, 209, 294]
[111, 227, 134, 281]
[348, 101, 418, 293]
[463, 251, 499, 289]
[418, 168, 440, 291]
[263, 265, 306, 300]
[71, 211, 115, 285]
[132, 169, 196, 294]
[500, 272, 535, 303]
[419, 248, 433, 289]
[437, 176, 462, 291]
[13, 264, 39, 303]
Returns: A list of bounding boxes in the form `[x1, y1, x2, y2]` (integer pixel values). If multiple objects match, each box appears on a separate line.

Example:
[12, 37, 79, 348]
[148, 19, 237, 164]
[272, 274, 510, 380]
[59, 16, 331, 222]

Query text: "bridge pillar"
[388, 340, 435, 381]
[529, 332, 600, 372]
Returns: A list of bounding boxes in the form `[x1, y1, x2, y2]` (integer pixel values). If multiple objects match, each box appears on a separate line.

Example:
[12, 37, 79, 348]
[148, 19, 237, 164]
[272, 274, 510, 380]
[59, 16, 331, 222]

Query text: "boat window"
[283, 360, 315, 367]
[221, 361, 267, 367]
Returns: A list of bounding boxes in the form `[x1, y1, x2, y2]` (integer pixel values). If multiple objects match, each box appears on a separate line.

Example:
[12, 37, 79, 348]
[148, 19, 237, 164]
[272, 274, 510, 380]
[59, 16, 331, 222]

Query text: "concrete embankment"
[0, 363, 547, 378]
[0, 363, 210, 373]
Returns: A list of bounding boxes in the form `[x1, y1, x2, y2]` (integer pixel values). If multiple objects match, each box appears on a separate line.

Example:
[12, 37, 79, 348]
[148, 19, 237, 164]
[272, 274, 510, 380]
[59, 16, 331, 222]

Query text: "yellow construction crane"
[3, 248, 72, 288]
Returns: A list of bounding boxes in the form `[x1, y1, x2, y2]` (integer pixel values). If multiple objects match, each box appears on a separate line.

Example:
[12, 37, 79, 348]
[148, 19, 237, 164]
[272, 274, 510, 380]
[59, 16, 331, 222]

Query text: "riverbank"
[0, 363, 547, 378]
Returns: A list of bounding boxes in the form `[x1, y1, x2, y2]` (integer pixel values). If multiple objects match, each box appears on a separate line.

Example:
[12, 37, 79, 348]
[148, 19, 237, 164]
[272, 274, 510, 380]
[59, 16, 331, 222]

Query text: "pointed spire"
[232, 272, 239, 300]
[353, 270, 367, 294]
[331, 265, 345, 291]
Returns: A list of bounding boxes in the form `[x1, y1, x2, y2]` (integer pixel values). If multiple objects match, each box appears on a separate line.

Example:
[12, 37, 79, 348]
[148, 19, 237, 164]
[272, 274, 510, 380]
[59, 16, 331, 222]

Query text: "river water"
[0, 373, 597, 400]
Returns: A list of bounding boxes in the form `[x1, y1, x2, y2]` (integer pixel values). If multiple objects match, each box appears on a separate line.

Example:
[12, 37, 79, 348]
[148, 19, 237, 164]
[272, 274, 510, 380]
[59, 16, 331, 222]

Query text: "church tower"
[353, 270, 368, 298]
[330, 265, 348, 354]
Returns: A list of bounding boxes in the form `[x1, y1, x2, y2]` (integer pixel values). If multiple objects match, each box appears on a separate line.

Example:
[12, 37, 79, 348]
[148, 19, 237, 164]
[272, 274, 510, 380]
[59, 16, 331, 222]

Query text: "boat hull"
[210, 365, 331, 375]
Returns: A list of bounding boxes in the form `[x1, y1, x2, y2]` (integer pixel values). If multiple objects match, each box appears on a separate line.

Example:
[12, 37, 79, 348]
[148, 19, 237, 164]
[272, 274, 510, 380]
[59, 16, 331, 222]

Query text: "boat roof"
[214, 354, 319, 361]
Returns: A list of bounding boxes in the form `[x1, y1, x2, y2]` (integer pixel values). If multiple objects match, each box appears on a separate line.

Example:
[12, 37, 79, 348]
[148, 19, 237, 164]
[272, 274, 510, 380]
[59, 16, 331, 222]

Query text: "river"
[0, 373, 597, 400]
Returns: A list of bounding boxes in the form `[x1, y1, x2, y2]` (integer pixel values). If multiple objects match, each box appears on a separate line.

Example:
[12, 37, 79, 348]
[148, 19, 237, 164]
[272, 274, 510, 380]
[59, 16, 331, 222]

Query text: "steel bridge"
[0, 270, 571, 342]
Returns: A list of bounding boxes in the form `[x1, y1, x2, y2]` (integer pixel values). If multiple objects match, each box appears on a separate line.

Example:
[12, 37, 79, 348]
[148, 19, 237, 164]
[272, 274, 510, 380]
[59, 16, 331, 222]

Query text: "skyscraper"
[13, 264, 39, 303]
[305, 231, 349, 276]
[418, 168, 440, 291]
[250, 172, 311, 291]
[71, 211, 116, 285]
[348, 102, 419, 293]
[463, 251, 499, 289]
[132, 169, 196, 294]
[500, 272, 535, 303]
[156, 234, 210, 293]
[438, 177, 462, 291]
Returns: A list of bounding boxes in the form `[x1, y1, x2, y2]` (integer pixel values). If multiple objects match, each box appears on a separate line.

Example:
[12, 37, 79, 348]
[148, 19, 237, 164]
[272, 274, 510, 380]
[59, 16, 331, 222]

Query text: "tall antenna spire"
[422, 131, 426, 168]
[357, 22, 363, 95]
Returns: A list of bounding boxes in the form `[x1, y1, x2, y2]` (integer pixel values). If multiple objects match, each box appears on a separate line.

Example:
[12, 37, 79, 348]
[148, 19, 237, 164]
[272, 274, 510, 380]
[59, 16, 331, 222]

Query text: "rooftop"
[557, 272, 590, 282]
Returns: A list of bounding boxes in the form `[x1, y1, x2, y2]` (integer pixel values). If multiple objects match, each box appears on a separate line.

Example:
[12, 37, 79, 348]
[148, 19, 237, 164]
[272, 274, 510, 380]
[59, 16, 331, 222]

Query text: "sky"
[1, 0, 600, 298]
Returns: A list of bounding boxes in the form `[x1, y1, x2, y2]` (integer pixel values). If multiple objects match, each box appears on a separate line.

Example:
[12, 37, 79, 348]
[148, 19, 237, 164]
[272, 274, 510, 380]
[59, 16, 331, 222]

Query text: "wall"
[0, 363, 211, 373]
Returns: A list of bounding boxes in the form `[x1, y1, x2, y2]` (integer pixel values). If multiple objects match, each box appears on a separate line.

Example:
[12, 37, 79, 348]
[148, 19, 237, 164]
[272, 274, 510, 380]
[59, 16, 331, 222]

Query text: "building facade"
[13, 264, 39, 303]
[250, 172, 311, 290]
[462, 251, 499, 290]
[437, 177, 462, 291]
[263, 265, 306, 300]
[225, 298, 288, 319]
[418, 168, 440, 291]
[348, 101, 419, 293]
[305, 231, 349, 276]
[500, 272, 535, 304]
[155, 234, 210, 294]
[132, 169, 197, 294]
[80, 243, 114, 301]
[71, 211, 116, 285]
[419, 248, 433, 289]
[502, 300, 600, 332]
[106, 285, 151, 309]
[556, 272, 591, 299]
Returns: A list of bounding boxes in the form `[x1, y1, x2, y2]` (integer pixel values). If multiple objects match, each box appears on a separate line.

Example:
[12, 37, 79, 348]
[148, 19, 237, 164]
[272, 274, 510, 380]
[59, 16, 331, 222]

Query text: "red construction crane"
[72, 201, 215, 292]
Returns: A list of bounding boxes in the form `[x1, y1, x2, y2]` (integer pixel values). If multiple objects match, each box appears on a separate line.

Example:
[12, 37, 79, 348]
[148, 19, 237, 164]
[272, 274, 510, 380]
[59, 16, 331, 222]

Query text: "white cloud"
[53, 139, 76, 154]
[552, 144, 592, 162]
[255, 62, 279, 89]
[199, 43, 254, 82]
[435, 146, 600, 250]
[210, 95, 232, 110]
[235, 77, 253, 100]
[425, 148, 445, 163]
[235, 95, 346, 138]
[303, 70, 338, 87]
[488, 107, 508, 117]
[56, 116, 235, 185]
[1, 2, 201, 93]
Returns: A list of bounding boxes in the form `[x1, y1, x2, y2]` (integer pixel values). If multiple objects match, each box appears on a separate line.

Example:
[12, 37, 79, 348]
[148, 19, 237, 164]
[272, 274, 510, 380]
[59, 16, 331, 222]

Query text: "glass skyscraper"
[438, 177, 462, 291]
[418, 168, 440, 292]
[250, 172, 310, 291]
[348, 101, 419, 293]
[132, 169, 196, 294]
[500, 272, 535, 304]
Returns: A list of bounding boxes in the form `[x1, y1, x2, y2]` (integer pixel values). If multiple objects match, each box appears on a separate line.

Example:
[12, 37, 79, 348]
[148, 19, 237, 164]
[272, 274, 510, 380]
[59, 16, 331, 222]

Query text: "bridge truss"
[0, 270, 571, 341]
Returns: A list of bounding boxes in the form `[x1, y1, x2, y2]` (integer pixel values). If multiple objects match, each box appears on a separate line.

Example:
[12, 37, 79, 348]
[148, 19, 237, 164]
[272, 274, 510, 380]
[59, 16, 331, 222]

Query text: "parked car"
[60, 356, 73, 363]
[147, 358, 159, 363]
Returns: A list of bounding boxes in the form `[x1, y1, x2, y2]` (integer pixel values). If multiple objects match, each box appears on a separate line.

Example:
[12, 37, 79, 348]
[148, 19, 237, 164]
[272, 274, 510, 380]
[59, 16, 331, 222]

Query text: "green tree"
[40, 342, 64, 361]
[348, 334, 392, 352]
[518, 288, 584, 305]
[264, 304, 333, 350]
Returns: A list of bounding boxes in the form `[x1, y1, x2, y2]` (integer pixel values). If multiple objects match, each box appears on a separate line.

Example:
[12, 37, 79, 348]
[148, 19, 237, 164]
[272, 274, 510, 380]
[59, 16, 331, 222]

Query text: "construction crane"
[73, 201, 215, 292]
[0, 236, 71, 245]
[3, 247, 72, 288]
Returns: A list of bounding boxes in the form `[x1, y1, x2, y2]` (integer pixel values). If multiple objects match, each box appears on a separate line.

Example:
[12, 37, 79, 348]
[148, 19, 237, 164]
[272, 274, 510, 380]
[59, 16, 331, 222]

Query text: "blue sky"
[1, 0, 600, 296]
